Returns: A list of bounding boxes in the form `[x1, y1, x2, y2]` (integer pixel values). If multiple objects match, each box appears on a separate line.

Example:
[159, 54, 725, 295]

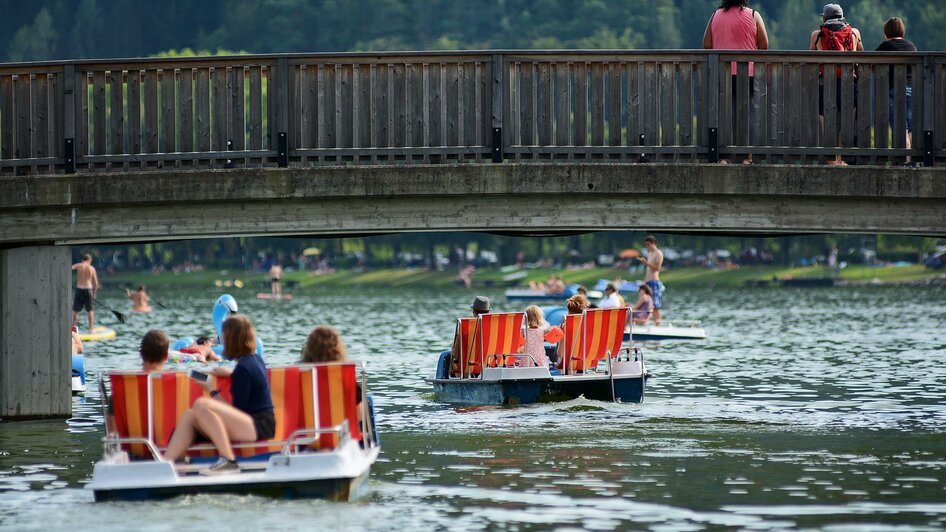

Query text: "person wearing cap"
[470, 295, 491, 317]
[810, 4, 863, 166]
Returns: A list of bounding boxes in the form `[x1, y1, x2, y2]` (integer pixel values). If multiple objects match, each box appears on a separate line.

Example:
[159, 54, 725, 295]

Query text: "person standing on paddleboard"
[637, 235, 664, 325]
[71, 254, 101, 333]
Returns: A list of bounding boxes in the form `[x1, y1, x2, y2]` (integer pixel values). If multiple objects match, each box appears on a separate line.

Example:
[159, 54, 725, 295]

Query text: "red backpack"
[819, 19, 856, 51]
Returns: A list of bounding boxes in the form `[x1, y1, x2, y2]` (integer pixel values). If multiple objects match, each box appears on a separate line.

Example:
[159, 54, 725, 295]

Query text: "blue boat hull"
[543, 374, 646, 403]
[432, 379, 547, 406]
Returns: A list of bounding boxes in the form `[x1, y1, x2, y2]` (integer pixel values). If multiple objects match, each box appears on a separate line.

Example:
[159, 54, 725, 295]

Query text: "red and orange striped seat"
[451, 317, 478, 378]
[559, 314, 584, 374]
[108, 363, 363, 460]
[477, 312, 526, 368]
[560, 308, 628, 374]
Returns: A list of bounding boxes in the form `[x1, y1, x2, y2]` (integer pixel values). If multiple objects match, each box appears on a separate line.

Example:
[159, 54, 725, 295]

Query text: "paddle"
[92, 297, 128, 324]
[150, 298, 168, 309]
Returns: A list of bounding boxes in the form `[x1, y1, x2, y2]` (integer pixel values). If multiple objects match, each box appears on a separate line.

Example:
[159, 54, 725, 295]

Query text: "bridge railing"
[0, 50, 943, 175]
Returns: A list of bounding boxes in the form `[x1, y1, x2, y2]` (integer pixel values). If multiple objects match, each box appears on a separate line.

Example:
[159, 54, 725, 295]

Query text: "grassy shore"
[103, 264, 944, 291]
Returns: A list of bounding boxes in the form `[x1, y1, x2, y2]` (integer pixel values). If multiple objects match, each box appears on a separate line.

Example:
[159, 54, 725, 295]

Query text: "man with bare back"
[637, 235, 665, 325]
[72, 254, 101, 332]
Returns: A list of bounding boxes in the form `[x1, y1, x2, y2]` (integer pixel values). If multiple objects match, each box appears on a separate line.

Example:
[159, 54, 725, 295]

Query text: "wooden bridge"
[2, 50, 946, 419]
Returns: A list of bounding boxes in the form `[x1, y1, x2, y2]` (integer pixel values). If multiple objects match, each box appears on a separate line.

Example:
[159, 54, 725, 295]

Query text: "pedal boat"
[87, 363, 379, 502]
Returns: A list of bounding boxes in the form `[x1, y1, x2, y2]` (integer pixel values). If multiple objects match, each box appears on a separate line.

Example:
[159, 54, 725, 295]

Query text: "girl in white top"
[521, 305, 552, 368]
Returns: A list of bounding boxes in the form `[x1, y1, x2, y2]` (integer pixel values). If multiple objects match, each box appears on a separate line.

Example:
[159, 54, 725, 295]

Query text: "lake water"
[1, 285, 945, 530]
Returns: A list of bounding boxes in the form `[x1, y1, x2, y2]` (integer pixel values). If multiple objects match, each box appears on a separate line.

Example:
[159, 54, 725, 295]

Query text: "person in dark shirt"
[876, 17, 917, 164]
[163, 315, 275, 475]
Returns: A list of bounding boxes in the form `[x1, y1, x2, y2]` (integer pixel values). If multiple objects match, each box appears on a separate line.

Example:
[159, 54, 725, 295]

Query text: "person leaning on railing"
[702, 0, 769, 165]
[876, 17, 917, 166]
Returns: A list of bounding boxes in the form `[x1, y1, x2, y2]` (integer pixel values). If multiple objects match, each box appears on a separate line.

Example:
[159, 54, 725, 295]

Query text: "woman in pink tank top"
[703, 0, 768, 164]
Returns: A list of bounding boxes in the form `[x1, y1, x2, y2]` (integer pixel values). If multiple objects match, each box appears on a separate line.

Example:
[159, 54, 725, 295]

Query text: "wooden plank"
[15, 75, 32, 159]
[589, 62, 604, 146]
[143, 69, 158, 153]
[573, 63, 587, 147]
[536, 62, 552, 146]
[519, 62, 535, 146]
[749, 61, 764, 149]
[287, 64, 300, 152]
[229, 66, 245, 151]
[641, 62, 658, 147]
[892, 64, 907, 150]
[77, 70, 89, 157]
[823, 65, 838, 149]
[196, 68, 211, 151]
[455, 63, 465, 147]
[32, 74, 48, 159]
[377, 63, 389, 148]
[856, 63, 872, 164]
[462, 62, 476, 149]
[803, 63, 820, 154]
[410, 63, 424, 148]
[506, 62, 518, 148]
[912, 59, 924, 150]
[660, 62, 675, 147]
[475, 61, 484, 148]
[391, 63, 404, 147]
[92, 71, 106, 156]
[627, 62, 640, 145]
[336, 64, 352, 149]
[428, 64, 442, 147]
[108, 70, 123, 155]
[126, 70, 140, 155]
[608, 63, 622, 147]
[179, 68, 194, 152]
[694, 61, 705, 149]
[49, 72, 61, 159]
[162, 69, 176, 154]
[1, 75, 13, 159]
[734, 62, 749, 148]
[299, 66, 313, 149]
[787, 64, 801, 147]
[445, 63, 459, 146]
[356, 64, 369, 149]
[840, 66, 856, 149]
[874, 66, 889, 150]
[212, 67, 227, 151]
[267, 65, 275, 150]
[554, 63, 569, 146]
[248, 66, 262, 150]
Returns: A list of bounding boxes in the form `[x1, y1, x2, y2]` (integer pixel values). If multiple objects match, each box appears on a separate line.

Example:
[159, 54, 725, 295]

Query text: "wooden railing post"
[924, 54, 935, 167]
[706, 53, 720, 163]
[62, 64, 76, 174]
[491, 53, 504, 163]
[275, 56, 290, 167]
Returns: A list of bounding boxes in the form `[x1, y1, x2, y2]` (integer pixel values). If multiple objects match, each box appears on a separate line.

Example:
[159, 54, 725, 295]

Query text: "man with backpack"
[809, 4, 863, 166]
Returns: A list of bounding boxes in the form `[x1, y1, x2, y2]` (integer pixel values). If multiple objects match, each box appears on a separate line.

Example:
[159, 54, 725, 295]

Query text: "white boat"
[624, 320, 706, 341]
[87, 363, 379, 502]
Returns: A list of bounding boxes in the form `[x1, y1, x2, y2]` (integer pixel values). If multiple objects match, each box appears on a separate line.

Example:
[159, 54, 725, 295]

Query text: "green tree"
[7, 8, 57, 61]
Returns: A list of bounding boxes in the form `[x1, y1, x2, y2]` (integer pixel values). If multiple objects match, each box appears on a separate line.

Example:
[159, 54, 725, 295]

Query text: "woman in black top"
[876, 17, 917, 164]
[163, 315, 275, 475]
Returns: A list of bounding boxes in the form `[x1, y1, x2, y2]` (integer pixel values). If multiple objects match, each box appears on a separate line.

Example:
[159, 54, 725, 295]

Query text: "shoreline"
[100, 265, 946, 291]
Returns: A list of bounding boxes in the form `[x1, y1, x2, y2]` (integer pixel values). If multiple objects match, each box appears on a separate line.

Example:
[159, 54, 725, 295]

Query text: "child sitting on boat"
[631, 284, 654, 325]
[163, 316, 275, 475]
[141, 329, 170, 372]
[299, 325, 364, 420]
[520, 305, 552, 368]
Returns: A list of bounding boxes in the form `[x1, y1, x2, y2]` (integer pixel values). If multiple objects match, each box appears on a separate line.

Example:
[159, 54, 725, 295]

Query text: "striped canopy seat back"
[108, 372, 151, 458]
[148, 367, 309, 459]
[451, 317, 478, 378]
[579, 307, 629, 372]
[148, 372, 217, 458]
[560, 314, 584, 374]
[301, 363, 363, 450]
[477, 312, 526, 368]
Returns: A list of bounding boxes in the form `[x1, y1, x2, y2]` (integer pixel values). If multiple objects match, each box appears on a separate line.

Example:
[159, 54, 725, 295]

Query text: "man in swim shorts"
[637, 235, 664, 325]
[71, 254, 100, 333]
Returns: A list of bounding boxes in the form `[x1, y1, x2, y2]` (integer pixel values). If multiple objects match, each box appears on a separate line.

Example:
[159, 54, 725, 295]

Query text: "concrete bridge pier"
[0, 245, 72, 420]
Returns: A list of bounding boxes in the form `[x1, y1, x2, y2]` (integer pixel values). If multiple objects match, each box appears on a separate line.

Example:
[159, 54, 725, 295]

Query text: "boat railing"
[282, 423, 350, 455]
[101, 435, 164, 461]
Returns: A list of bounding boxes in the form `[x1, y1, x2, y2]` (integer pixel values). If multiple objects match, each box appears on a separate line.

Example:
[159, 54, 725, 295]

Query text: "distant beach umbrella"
[618, 249, 641, 258]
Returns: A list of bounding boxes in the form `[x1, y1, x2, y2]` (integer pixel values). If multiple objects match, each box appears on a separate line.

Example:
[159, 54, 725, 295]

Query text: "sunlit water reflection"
[1, 284, 944, 530]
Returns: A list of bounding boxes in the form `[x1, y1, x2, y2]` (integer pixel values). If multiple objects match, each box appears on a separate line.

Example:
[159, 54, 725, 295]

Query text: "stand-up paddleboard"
[256, 293, 294, 300]
[79, 326, 117, 341]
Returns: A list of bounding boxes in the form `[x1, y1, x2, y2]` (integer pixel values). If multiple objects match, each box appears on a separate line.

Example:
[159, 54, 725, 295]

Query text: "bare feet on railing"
[826, 157, 848, 166]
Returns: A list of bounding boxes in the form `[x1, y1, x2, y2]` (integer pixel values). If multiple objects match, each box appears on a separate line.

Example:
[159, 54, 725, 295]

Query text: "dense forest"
[3, 0, 944, 63]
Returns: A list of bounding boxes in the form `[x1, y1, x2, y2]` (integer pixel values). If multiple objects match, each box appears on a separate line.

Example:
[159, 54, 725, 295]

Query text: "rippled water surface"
[1, 285, 945, 530]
